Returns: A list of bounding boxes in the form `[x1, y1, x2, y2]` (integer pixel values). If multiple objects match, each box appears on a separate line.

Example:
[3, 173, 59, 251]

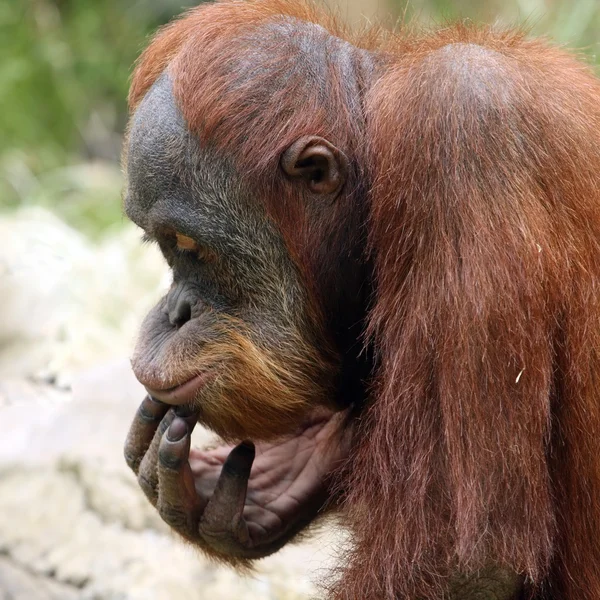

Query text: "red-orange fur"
[351, 34, 600, 600]
[129, 2, 600, 598]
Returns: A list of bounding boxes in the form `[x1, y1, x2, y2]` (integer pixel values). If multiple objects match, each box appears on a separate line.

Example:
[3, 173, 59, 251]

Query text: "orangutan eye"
[175, 232, 197, 251]
[175, 232, 215, 262]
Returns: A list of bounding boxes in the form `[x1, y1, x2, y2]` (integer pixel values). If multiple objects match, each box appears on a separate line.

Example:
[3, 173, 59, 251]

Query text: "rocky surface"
[0, 209, 345, 599]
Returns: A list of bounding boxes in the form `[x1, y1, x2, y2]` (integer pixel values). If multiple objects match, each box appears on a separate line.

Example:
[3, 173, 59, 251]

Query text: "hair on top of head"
[128, 0, 375, 110]
[128, 0, 537, 178]
[128, 0, 386, 179]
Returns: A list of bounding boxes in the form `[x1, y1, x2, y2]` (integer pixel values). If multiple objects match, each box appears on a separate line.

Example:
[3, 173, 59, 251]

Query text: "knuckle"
[159, 504, 191, 532]
[123, 447, 140, 472]
[137, 472, 157, 502]
[199, 524, 231, 544]
[137, 397, 167, 423]
[198, 513, 238, 541]
[198, 524, 247, 556]
[137, 406, 162, 423]
[157, 413, 175, 436]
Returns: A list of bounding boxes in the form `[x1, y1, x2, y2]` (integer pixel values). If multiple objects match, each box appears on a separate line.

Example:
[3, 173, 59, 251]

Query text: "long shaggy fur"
[189, 319, 337, 442]
[349, 36, 600, 600]
[129, 2, 600, 598]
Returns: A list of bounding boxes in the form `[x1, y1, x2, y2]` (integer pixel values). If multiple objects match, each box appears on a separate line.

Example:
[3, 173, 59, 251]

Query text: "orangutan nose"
[167, 284, 193, 328]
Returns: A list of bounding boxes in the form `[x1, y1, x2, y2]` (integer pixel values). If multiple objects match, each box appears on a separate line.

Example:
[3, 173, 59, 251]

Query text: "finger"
[199, 441, 255, 549]
[124, 395, 170, 474]
[137, 408, 176, 504]
[156, 417, 202, 538]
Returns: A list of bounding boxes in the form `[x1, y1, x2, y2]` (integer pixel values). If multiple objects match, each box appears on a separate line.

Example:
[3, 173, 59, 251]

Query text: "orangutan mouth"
[144, 371, 216, 405]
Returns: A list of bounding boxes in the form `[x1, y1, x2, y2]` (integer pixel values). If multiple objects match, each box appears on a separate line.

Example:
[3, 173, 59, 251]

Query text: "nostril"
[169, 297, 192, 328]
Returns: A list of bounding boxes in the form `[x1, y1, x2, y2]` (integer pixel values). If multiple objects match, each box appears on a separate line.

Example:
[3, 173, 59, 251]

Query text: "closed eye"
[175, 233, 198, 251]
[175, 232, 215, 262]
[139, 229, 215, 263]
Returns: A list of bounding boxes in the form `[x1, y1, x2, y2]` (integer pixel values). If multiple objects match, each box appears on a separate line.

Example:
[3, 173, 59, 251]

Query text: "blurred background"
[0, 1, 598, 599]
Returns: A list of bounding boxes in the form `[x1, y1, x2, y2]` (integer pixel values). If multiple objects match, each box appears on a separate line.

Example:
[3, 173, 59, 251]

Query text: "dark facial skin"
[126, 73, 340, 428]
[122, 74, 365, 559]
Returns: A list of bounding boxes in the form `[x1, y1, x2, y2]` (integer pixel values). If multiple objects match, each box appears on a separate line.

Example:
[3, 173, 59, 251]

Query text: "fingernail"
[232, 441, 256, 463]
[167, 418, 188, 442]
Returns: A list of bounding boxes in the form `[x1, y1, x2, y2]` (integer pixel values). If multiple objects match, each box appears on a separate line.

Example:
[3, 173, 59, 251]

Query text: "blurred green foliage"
[403, 0, 600, 56]
[0, 0, 196, 236]
[1, 0, 598, 237]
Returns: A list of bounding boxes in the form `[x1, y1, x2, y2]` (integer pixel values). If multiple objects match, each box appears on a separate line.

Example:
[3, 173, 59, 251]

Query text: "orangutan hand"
[124, 396, 350, 562]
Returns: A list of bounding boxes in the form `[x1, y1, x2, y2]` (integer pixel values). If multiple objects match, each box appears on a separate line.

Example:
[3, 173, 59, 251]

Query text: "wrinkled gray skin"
[125, 73, 311, 374]
[122, 73, 523, 598]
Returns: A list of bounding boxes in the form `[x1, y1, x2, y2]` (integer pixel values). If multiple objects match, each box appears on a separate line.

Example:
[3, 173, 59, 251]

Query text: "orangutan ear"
[281, 136, 348, 196]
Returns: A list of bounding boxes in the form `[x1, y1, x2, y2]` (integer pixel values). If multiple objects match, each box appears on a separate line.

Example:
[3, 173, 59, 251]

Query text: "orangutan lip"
[145, 371, 215, 405]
